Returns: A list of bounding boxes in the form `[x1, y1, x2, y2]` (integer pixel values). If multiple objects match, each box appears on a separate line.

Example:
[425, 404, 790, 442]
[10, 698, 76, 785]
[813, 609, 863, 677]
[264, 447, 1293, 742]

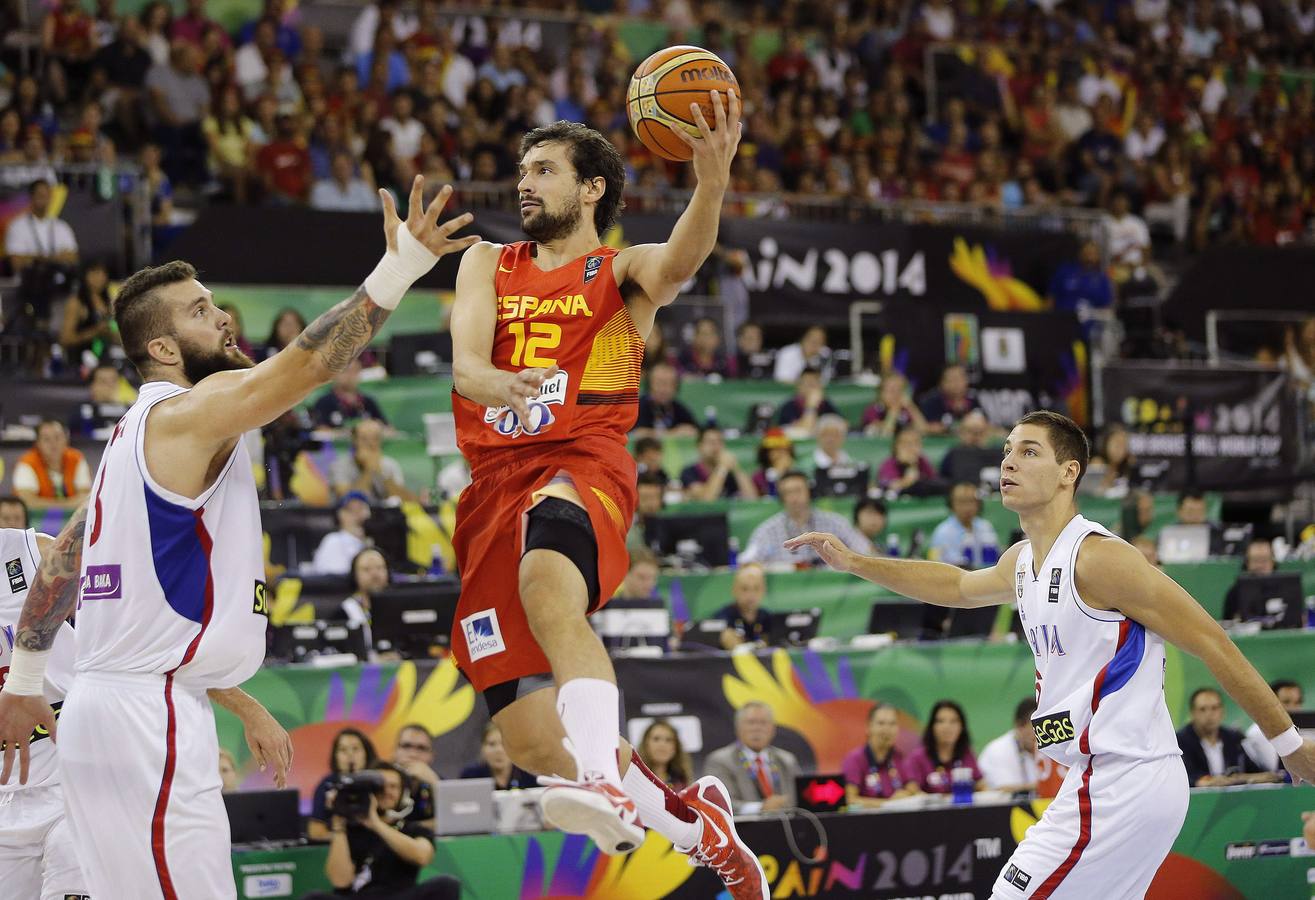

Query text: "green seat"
[305, 376, 453, 436]
[215, 284, 452, 347]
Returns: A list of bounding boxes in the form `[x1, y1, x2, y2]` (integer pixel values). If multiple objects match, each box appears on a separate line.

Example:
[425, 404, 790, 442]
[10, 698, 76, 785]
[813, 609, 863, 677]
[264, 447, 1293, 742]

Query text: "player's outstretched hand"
[1282, 738, 1315, 786]
[0, 692, 57, 786]
[673, 88, 742, 187]
[500, 365, 560, 424]
[783, 531, 858, 573]
[242, 702, 294, 789]
[380, 177, 481, 259]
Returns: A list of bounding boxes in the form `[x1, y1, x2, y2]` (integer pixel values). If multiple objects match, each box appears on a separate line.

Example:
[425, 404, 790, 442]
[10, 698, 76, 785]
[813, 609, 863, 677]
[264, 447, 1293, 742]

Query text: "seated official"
[977, 698, 1040, 793]
[1177, 688, 1277, 787]
[714, 563, 775, 650]
[903, 701, 985, 794]
[305, 763, 459, 900]
[842, 703, 917, 809]
[703, 702, 801, 813]
[460, 722, 535, 790]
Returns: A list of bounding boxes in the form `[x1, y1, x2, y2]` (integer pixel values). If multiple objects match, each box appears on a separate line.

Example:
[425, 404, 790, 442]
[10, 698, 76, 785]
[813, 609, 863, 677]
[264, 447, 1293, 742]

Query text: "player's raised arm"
[449, 241, 558, 423]
[616, 89, 742, 308]
[783, 532, 1024, 609]
[1075, 535, 1315, 783]
[168, 177, 479, 444]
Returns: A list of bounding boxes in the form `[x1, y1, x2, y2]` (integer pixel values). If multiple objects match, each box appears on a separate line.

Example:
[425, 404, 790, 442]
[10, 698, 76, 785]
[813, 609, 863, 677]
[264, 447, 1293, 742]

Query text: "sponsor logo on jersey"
[461, 608, 505, 662]
[1048, 567, 1062, 602]
[6, 557, 26, 593]
[1026, 622, 1066, 659]
[253, 580, 269, 617]
[498, 294, 593, 321]
[1031, 711, 1076, 749]
[583, 255, 604, 284]
[1003, 863, 1032, 890]
[81, 564, 122, 601]
[484, 371, 568, 439]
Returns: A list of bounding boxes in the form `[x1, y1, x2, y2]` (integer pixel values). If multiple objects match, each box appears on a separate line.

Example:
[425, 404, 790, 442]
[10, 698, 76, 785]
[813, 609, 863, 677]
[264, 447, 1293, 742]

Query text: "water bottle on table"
[951, 767, 974, 805]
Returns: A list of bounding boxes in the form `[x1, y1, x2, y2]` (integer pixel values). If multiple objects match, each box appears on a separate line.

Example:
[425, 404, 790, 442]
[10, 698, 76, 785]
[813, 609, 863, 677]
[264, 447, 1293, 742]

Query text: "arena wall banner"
[215, 632, 1309, 810]
[168, 208, 1077, 327]
[230, 772, 1314, 899]
[1099, 362, 1299, 488]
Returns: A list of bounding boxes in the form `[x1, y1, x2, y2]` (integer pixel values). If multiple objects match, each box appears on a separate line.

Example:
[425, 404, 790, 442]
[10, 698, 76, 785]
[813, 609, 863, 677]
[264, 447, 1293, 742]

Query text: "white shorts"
[58, 671, 236, 900]
[990, 752, 1189, 900]
[0, 783, 89, 900]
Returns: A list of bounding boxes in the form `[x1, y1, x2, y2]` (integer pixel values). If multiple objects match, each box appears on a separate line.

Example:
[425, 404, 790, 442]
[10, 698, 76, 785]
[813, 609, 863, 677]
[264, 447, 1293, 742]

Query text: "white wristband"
[1271, 725, 1303, 757]
[3, 647, 50, 696]
[362, 223, 439, 311]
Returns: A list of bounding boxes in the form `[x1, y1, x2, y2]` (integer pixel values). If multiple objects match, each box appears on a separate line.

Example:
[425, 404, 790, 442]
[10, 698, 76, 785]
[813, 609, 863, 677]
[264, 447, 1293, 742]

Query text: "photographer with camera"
[307, 762, 460, 900]
[4, 179, 79, 346]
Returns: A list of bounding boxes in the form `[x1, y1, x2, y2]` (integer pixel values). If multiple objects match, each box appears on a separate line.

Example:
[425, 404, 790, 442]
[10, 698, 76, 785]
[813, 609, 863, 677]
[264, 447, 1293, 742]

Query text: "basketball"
[627, 45, 739, 162]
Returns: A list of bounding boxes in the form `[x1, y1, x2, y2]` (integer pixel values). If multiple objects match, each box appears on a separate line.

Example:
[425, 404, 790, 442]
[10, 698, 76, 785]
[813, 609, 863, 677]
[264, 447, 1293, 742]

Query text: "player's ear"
[146, 334, 180, 368]
[582, 175, 606, 203]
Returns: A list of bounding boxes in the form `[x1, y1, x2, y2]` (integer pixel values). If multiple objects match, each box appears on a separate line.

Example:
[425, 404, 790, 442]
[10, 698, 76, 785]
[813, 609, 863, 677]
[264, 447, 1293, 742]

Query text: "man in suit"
[703, 701, 801, 812]
[1176, 687, 1279, 786]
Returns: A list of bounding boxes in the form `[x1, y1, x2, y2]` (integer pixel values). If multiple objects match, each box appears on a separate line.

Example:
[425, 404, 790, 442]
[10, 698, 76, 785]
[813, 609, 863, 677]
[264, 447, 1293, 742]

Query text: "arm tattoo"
[16, 501, 89, 652]
[294, 286, 392, 373]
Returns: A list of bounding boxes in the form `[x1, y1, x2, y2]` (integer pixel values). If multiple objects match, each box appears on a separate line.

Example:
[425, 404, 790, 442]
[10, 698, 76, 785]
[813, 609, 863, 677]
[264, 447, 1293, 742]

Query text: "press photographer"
[305, 763, 460, 900]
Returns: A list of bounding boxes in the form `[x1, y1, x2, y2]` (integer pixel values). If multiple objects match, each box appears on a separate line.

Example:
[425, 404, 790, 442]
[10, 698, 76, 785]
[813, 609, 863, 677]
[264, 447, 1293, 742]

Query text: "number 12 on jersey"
[508, 322, 561, 367]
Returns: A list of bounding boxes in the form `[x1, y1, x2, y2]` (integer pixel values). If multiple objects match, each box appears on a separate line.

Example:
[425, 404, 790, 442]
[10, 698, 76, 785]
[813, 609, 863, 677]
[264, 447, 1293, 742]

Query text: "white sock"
[557, 678, 623, 786]
[622, 756, 702, 848]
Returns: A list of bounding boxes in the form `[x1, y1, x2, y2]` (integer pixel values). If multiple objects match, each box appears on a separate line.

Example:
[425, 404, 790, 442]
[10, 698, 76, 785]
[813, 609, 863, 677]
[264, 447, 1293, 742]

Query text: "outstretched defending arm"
[617, 89, 743, 309]
[0, 501, 88, 784]
[167, 178, 480, 445]
[1076, 535, 1315, 784]
[783, 531, 1024, 609]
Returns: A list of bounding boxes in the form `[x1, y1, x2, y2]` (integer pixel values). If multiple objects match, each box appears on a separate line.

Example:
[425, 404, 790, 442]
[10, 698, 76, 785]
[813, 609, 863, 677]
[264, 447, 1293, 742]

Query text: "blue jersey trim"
[144, 484, 209, 624]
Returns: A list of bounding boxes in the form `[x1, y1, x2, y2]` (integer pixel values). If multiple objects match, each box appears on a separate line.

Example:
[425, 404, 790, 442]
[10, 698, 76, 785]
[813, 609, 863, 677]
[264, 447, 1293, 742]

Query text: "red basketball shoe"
[676, 776, 770, 899]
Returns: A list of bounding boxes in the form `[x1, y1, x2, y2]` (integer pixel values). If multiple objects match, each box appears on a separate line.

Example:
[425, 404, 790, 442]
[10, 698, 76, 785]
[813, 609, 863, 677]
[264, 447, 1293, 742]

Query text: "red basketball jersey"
[452, 242, 644, 464]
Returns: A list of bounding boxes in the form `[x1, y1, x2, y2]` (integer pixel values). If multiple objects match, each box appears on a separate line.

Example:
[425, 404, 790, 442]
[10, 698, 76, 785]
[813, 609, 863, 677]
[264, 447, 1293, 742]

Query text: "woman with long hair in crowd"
[307, 727, 378, 841]
[637, 720, 693, 791]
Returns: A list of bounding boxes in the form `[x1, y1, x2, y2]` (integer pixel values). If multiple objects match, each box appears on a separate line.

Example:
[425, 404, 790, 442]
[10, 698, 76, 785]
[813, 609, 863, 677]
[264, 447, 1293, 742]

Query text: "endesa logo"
[484, 371, 568, 439]
[1032, 712, 1076, 749]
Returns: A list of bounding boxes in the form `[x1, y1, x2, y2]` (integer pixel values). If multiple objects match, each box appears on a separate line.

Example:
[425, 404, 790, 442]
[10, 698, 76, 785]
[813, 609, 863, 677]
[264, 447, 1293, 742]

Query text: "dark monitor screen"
[813, 463, 871, 499]
[946, 605, 998, 639]
[771, 608, 822, 646]
[648, 513, 730, 568]
[370, 578, 461, 658]
[224, 789, 303, 845]
[268, 621, 369, 664]
[363, 506, 411, 572]
[868, 601, 932, 640]
[1234, 573, 1304, 630]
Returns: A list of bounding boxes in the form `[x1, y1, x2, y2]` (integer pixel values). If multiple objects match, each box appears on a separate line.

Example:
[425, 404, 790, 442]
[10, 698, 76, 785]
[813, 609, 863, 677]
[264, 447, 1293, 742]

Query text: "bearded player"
[786, 411, 1315, 899]
[449, 92, 767, 896]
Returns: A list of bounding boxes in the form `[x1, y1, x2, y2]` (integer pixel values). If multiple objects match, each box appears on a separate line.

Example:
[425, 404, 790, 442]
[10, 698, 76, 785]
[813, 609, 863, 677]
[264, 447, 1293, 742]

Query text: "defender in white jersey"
[786, 410, 1315, 899]
[0, 177, 480, 900]
[0, 527, 89, 900]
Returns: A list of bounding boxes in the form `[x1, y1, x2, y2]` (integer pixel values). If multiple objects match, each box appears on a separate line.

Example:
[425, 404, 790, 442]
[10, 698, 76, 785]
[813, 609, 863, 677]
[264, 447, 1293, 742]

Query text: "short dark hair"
[1189, 686, 1221, 708]
[114, 260, 198, 373]
[1015, 410, 1090, 489]
[29, 179, 51, 196]
[698, 424, 724, 441]
[777, 469, 810, 491]
[519, 121, 626, 234]
[636, 470, 666, 489]
[396, 723, 432, 745]
[1270, 679, 1303, 700]
[853, 497, 887, 523]
[867, 701, 894, 723]
[633, 435, 663, 457]
[37, 418, 68, 437]
[0, 495, 28, 520]
[1013, 697, 1038, 725]
[1178, 490, 1205, 507]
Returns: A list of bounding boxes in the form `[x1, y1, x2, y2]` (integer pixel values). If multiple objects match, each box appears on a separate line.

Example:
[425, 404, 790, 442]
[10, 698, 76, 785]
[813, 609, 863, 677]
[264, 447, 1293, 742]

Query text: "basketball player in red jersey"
[449, 92, 768, 896]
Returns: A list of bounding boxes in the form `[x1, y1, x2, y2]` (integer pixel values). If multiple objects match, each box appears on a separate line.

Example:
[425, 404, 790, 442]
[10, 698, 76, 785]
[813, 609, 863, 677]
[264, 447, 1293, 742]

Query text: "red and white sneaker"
[538, 741, 644, 856]
[676, 776, 770, 899]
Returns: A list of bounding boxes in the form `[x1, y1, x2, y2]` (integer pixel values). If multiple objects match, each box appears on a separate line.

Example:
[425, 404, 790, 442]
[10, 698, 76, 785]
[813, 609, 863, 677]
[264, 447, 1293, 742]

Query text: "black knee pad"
[523, 497, 601, 610]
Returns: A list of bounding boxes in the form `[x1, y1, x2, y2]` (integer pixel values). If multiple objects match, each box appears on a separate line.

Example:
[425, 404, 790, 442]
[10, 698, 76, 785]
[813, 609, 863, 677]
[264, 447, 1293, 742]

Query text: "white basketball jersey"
[0, 527, 76, 791]
[1015, 514, 1180, 767]
[76, 382, 268, 689]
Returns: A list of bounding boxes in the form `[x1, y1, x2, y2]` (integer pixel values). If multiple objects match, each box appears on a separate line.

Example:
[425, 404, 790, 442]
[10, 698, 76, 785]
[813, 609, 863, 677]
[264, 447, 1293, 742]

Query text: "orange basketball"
[627, 45, 739, 162]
